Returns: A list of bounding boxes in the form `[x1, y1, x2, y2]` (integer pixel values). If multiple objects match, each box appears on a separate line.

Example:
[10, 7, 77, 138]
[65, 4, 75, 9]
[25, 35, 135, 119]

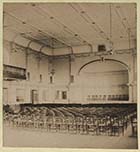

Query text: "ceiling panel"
[4, 3, 136, 51]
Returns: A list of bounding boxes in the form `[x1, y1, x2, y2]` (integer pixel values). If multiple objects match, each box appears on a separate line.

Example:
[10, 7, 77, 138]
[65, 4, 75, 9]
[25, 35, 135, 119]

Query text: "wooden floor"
[3, 124, 138, 149]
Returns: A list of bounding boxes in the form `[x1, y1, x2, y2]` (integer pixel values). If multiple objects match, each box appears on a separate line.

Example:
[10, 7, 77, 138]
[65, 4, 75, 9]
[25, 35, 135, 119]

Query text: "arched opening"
[78, 59, 129, 102]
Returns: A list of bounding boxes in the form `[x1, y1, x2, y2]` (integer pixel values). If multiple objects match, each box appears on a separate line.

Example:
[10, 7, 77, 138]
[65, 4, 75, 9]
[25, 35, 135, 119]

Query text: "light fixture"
[22, 21, 26, 24]
[50, 16, 54, 19]
[31, 3, 36, 7]
[81, 11, 85, 14]
[38, 30, 42, 33]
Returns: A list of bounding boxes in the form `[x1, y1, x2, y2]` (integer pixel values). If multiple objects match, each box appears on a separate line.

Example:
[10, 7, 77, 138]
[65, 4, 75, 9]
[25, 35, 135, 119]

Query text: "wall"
[3, 40, 50, 105]
[52, 52, 136, 103]
[3, 40, 137, 105]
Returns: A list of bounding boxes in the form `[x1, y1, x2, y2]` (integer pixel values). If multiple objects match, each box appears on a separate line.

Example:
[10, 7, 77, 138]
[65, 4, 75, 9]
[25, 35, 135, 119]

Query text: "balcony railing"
[3, 64, 26, 80]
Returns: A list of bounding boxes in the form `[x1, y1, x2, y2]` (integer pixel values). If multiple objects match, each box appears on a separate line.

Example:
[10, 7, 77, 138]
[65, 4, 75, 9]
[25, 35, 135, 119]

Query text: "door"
[31, 90, 38, 104]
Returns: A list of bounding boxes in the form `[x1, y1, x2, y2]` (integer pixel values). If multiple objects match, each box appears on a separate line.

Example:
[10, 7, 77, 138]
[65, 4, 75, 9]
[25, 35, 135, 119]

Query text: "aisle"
[3, 124, 138, 149]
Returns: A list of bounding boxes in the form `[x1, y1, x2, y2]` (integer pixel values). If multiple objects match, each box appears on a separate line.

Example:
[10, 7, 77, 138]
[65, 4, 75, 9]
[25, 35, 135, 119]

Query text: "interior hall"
[3, 3, 137, 149]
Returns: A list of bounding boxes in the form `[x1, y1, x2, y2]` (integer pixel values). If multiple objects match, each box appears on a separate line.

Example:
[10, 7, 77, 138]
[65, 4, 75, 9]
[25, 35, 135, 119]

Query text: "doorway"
[31, 90, 38, 104]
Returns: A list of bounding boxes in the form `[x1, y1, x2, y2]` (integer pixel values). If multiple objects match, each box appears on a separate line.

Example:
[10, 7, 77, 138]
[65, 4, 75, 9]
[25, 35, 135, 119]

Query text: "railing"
[3, 64, 26, 80]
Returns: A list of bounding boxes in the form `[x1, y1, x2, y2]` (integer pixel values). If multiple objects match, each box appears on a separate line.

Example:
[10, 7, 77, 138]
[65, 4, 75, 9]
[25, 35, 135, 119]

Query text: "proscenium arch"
[78, 58, 129, 75]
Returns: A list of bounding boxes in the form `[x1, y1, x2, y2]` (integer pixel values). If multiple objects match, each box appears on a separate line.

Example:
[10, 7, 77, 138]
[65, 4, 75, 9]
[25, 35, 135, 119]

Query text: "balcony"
[3, 64, 26, 80]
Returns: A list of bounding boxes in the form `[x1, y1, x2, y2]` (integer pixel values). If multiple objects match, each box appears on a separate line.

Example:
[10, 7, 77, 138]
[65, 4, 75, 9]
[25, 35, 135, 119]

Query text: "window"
[40, 74, 42, 82]
[50, 76, 53, 83]
[62, 91, 67, 100]
[27, 72, 30, 80]
[3, 64, 26, 80]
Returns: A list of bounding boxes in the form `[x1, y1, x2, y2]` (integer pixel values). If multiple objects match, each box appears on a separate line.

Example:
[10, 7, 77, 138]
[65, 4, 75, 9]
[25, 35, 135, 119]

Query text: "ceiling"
[3, 3, 136, 50]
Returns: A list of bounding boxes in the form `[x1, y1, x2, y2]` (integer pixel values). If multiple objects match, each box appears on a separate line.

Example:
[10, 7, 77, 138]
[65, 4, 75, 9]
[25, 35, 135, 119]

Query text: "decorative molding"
[78, 58, 129, 75]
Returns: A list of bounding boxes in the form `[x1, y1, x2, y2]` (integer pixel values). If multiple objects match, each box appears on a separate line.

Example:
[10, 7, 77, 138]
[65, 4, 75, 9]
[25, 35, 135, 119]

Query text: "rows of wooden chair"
[87, 94, 129, 101]
[3, 104, 137, 136]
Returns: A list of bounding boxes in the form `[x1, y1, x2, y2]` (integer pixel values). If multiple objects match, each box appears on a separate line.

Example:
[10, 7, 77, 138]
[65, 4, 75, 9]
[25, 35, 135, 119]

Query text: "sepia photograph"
[3, 2, 138, 149]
